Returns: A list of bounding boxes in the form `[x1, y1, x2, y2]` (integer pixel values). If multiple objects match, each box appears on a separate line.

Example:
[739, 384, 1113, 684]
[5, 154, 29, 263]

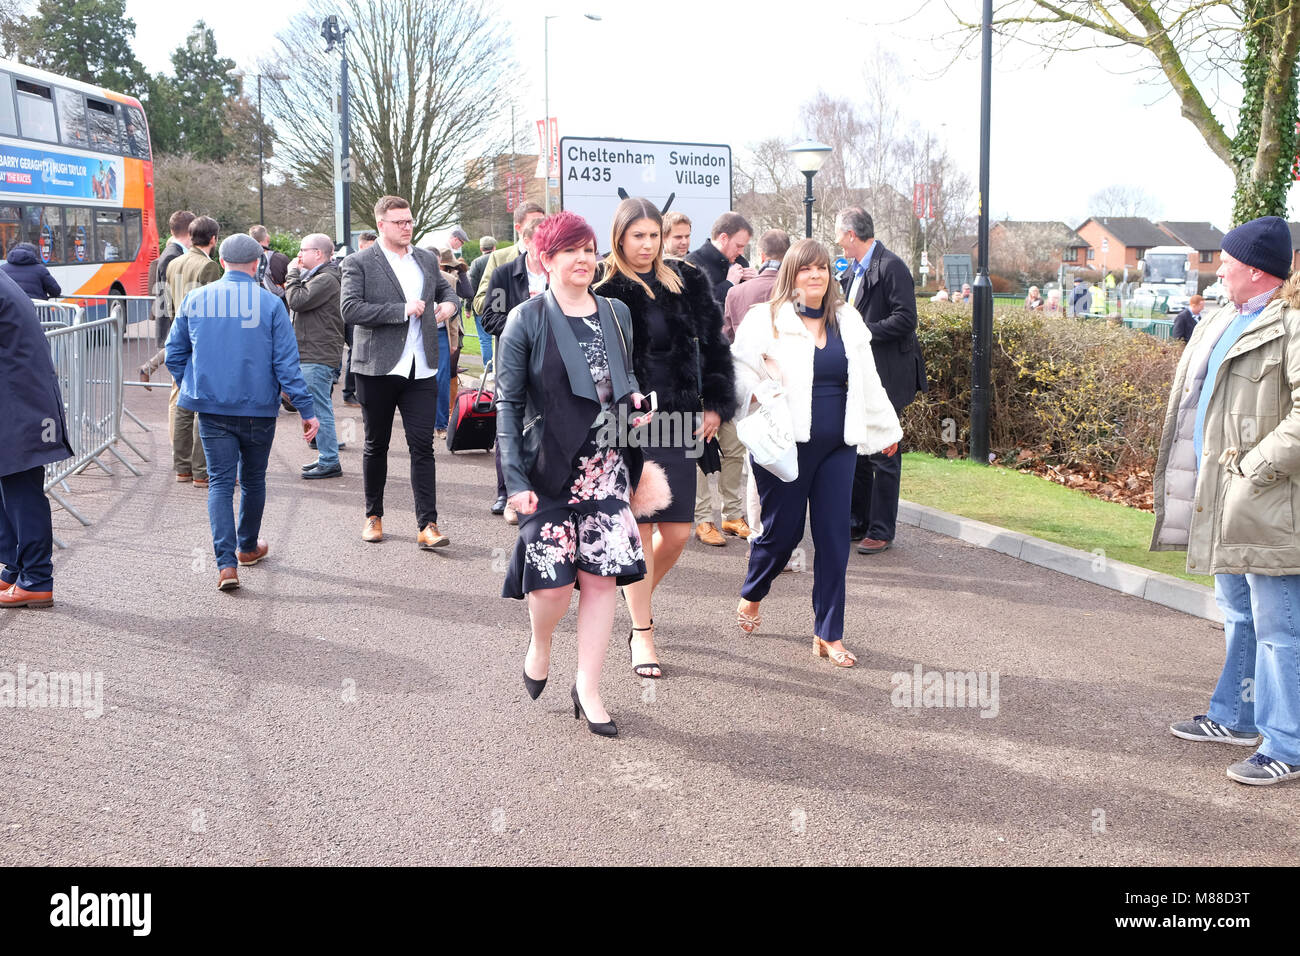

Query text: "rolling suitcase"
[446, 359, 496, 453]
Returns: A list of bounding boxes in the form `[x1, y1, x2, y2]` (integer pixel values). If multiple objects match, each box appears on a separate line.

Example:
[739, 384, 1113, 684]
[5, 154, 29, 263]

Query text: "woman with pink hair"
[496, 211, 662, 737]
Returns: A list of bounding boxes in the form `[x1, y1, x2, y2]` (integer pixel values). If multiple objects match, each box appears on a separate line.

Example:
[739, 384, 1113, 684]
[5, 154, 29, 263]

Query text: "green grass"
[901, 453, 1208, 586]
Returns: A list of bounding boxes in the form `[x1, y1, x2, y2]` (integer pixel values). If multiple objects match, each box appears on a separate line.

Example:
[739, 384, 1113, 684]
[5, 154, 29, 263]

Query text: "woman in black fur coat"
[594, 197, 737, 680]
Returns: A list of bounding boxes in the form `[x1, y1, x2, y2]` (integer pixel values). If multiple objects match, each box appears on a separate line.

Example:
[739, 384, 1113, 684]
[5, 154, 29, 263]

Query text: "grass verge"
[901, 453, 1207, 586]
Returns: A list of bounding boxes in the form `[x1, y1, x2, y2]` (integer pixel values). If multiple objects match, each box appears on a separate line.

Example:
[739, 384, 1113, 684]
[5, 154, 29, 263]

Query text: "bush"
[902, 303, 1180, 474]
[268, 232, 300, 259]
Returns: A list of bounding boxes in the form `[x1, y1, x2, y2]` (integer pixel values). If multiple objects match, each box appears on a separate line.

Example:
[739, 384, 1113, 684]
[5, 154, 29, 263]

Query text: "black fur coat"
[595, 260, 737, 420]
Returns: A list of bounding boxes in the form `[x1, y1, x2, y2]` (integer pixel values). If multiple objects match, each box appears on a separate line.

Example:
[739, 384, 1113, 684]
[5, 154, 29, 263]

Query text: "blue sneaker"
[1170, 715, 1261, 746]
[1227, 752, 1300, 785]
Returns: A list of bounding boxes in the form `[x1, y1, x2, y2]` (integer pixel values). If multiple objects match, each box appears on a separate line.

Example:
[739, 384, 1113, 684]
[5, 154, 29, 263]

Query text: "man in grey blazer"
[341, 195, 459, 549]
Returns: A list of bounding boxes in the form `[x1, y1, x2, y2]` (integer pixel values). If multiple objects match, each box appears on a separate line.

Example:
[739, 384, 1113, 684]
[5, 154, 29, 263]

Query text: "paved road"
[2, 387, 1295, 866]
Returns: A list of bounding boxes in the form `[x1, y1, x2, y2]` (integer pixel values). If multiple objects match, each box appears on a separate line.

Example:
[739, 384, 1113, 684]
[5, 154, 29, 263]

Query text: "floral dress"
[503, 313, 647, 598]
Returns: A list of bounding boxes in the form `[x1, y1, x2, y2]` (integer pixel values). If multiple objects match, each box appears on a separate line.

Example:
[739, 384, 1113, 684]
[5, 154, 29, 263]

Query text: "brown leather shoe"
[0, 585, 53, 608]
[503, 504, 519, 526]
[193, 477, 209, 488]
[695, 522, 726, 547]
[362, 515, 383, 542]
[721, 517, 752, 539]
[417, 523, 450, 549]
[217, 568, 240, 591]
[237, 539, 269, 566]
[857, 537, 892, 555]
[176, 472, 192, 482]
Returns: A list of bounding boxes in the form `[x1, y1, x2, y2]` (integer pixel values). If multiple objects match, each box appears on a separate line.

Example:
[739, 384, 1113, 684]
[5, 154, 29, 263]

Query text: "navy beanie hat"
[1221, 215, 1292, 279]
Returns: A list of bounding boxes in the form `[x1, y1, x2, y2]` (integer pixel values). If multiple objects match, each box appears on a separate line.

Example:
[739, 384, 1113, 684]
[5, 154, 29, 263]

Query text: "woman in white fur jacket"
[731, 239, 902, 666]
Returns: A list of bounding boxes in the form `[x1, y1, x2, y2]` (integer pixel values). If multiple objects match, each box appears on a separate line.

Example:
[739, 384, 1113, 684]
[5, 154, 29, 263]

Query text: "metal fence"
[42, 314, 144, 545]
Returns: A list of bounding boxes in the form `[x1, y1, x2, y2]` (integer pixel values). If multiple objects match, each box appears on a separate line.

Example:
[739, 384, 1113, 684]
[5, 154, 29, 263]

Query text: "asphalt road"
[2, 386, 1295, 866]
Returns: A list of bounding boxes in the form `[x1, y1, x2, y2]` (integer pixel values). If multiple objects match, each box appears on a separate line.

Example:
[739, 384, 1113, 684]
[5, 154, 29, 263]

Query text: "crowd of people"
[6, 190, 1300, 784]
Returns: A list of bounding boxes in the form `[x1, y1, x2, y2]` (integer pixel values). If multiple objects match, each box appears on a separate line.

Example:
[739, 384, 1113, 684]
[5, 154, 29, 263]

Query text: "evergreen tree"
[10, 0, 147, 95]
[147, 21, 241, 161]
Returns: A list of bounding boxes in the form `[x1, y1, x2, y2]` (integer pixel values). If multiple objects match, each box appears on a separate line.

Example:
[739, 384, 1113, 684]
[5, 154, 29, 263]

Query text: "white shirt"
[382, 243, 435, 379]
[525, 253, 547, 297]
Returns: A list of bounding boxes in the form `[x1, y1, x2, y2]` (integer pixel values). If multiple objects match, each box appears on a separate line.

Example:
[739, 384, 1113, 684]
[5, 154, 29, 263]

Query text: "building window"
[1200, 250, 1213, 263]
[1087, 249, 1095, 261]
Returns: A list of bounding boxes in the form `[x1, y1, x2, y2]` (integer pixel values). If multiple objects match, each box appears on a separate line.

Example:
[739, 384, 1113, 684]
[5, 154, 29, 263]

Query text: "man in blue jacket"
[166, 234, 319, 591]
[0, 270, 73, 608]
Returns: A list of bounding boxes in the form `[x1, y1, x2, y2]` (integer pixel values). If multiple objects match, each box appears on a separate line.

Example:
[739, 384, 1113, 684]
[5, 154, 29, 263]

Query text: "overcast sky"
[126, 0, 1285, 231]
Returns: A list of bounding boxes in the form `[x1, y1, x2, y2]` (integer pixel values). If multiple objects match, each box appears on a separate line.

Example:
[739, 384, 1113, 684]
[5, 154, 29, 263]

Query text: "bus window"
[95, 209, 124, 261]
[14, 80, 57, 143]
[63, 207, 92, 264]
[124, 208, 141, 260]
[0, 72, 16, 137]
[86, 97, 122, 152]
[55, 88, 88, 147]
[122, 104, 149, 158]
[20, 205, 64, 264]
[0, 223, 16, 260]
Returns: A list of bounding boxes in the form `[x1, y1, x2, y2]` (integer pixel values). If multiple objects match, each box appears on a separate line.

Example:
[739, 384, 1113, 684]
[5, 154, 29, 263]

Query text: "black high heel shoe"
[523, 669, 547, 700]
[571, 685, 617, 737]
[628, 620, 662, 679]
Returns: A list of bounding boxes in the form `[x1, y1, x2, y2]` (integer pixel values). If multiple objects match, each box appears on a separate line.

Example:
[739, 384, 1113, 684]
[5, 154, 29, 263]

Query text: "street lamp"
[322, 15, 351, 252]
[544, 13, 601, 214]
[788, 140, 832, 239]
[230, 71, 288, 226]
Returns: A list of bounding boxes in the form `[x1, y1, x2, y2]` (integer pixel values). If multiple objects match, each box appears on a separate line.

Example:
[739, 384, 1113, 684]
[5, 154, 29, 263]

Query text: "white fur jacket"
[731, 300, 903, 455]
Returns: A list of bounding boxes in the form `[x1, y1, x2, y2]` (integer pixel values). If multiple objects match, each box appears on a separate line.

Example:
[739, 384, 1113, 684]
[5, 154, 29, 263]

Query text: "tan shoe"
[362, 515, 383, 543]
[0, 585, 54, 608]
[721, 517, 752, 539]
[216, 568, 240, 592]
[176, 472, 192, 482]
[237, 539, 269, 566]
[695, 522, 726, 547]
[504, 504, 519, 526]
[417, 523, 450, 549]
[192, 477, 209, 489]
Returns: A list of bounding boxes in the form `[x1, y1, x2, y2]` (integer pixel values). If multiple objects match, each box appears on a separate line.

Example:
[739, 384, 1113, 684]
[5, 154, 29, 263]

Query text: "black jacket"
[495, 290, 642, 499]
[0, 269, 72, 476]
[595, 260, 737, 420]
[685, 240, 749, 309]
[1, 243, 61, 300]
[1172, 307, 1200, 343]
[467, 253, 492, 315]
[841, 241, 927, 412]
[481, 252, 538, 337]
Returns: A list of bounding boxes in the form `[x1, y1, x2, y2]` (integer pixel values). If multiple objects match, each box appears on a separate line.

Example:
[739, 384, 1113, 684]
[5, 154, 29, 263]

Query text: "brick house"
[1157, 221, 1226, 282]
[1073, 217, 1170, 271]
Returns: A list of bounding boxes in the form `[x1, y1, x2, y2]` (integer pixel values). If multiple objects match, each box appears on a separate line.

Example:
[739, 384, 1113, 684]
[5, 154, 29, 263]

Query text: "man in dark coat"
[686, 211, 755, 310]
[0, 270, 74, 608]
[1172, 294, 1207, 343]
[0, 243, 61, 299]
[836, 206, 928, 555]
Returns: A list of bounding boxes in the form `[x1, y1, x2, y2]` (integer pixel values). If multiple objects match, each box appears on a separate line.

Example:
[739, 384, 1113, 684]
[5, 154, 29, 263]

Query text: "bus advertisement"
[0, 58, 156, 298]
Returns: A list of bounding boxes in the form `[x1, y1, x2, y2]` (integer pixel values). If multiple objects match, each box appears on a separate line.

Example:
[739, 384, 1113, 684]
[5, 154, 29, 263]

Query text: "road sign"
[1102, 237, 1109, 254]
[559, 137, 733, 252]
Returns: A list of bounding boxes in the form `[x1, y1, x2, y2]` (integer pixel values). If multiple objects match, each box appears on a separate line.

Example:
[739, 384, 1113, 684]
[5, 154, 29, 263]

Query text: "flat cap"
[219, 233, 263, 264]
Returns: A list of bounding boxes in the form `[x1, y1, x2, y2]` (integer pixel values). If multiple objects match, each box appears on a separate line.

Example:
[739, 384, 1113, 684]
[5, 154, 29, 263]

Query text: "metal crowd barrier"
[41, 314, 143, 546]
[1122, 317, 1175, 341]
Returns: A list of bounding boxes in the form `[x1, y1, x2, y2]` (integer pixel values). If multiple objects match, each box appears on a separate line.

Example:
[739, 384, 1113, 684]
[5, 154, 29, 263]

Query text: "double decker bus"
[0, 58, 156, 297]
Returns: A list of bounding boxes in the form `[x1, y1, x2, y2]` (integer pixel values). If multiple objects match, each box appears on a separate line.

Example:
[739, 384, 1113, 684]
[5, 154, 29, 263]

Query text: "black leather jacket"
[495, 290, 643, 499]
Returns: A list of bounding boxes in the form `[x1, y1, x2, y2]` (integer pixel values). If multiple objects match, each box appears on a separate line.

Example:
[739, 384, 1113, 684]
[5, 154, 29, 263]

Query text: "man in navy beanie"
[1151, 214, 1300, 785]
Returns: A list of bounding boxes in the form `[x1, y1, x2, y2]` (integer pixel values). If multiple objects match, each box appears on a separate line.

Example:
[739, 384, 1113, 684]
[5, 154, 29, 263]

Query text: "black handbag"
[693, 336, 721, 474]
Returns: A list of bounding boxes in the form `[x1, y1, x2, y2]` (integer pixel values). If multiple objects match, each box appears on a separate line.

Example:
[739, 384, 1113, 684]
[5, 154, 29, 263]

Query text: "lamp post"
[544, 13, 601, 214]
[970, 0, 993, 464]
[322, 15, 351, 252]
[788, 140, 831, 239]
[230, 71, 289, 226]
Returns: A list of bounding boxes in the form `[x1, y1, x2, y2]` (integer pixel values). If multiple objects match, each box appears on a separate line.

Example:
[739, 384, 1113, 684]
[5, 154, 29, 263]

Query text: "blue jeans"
[1209, 573, 1300, 764]
[474, 314, 493, 367]
[436, 324, 451, 430]
[197, 414, 276, 570]
[301, 362, 339, 468]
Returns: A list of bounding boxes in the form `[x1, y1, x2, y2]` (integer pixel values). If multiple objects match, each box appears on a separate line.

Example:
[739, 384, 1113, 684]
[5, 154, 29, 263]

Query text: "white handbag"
[736, 353, 799, 482]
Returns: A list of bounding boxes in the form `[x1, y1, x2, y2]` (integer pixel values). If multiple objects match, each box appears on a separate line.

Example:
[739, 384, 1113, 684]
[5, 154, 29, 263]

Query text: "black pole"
[970, 0, 993, 464]
[803, 171, 815, 239]
[340, 36, 352, 252]
[257, 75, 264, 226]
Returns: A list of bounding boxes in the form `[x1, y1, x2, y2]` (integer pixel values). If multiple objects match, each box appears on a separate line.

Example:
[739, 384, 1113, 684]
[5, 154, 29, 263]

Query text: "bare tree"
[735, 137, 805, 239]
[989, 220, 1078, 289]
[259, 0, 516, 237]
[1088, 183, 1161, 218]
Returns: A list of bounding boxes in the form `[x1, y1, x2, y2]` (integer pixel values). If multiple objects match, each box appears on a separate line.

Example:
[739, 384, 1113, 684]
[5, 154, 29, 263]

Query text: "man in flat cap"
[166, 233, 319, 592]
[1152, 214, 1300, 786]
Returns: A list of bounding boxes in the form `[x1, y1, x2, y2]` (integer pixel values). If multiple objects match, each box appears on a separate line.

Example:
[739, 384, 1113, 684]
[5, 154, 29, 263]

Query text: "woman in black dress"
[497, 211, 657, 737]
[595, 198, 736, 679]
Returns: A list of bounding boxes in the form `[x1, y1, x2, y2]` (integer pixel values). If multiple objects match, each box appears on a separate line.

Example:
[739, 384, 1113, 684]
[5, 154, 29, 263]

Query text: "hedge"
[901, 303, 1181, 474]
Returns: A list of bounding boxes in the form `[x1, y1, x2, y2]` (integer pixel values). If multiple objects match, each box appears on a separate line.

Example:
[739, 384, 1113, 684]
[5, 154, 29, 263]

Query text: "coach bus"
[0, 58, 156, 297]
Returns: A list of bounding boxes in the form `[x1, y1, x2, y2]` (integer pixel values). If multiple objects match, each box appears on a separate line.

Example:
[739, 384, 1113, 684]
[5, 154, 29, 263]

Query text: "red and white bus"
[0, 58, 156, 297]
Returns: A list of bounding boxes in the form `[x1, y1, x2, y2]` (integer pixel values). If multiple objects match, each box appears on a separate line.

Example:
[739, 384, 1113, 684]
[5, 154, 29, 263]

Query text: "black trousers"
[342, 325, 357, 401]
[850, 444, 901, 542]
[355, 370, 439, 529]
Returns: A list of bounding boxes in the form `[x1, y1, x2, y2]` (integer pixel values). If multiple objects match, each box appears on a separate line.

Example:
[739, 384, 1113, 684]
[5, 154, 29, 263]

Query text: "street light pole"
[788, 140, 831, 240]
[543, 13, 601, 215]
[970, 0, 993, 465]
[323, 16, 352, 252]
[257, 75, 264, 225]
[802, 171, 815, 239]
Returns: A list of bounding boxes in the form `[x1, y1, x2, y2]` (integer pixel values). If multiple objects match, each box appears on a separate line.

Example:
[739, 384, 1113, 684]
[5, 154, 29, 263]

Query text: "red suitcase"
[446, 362, 496, 453]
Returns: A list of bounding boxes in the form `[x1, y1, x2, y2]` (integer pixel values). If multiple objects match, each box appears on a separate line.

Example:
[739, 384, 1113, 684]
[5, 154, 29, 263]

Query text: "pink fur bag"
[629, 460, 672, 519]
